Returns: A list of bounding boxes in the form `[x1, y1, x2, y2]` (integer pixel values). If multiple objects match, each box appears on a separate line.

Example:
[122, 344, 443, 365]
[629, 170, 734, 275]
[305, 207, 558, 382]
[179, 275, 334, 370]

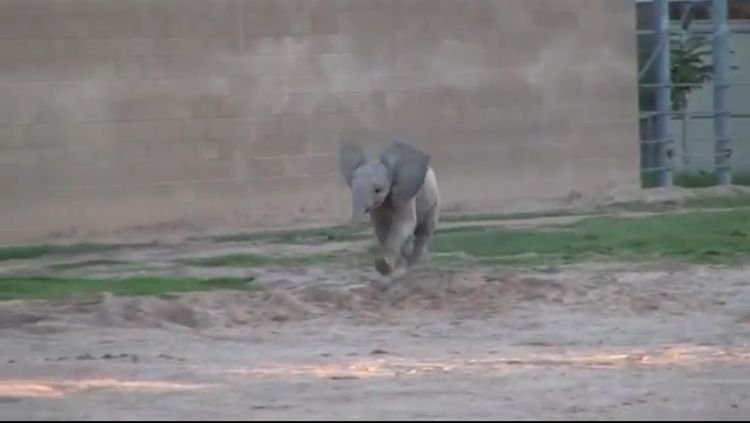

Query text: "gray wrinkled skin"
[338, 140, 440, 276]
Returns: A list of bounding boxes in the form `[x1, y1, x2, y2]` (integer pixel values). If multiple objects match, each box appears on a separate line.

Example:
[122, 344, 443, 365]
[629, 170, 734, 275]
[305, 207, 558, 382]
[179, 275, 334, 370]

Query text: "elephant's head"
[338, 140, 430, 224]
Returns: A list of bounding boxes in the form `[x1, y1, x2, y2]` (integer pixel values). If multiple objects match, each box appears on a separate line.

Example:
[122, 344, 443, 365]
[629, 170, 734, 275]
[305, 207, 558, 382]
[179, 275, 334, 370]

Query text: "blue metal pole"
[654, 0, 673, 187]
[712, 0, 732, 185]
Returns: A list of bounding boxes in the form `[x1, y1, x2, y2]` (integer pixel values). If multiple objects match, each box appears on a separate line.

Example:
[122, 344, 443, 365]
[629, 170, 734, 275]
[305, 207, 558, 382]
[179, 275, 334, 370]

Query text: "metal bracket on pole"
[712, 0, 732, 185]
[654, 0, 674, 187]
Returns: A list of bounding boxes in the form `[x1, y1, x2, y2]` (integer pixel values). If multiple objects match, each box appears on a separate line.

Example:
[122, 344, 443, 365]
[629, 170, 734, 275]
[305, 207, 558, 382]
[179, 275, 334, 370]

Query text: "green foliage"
[638, 10, 739, 114]
[637, 30, 713, 113]
[669, 31, 714, 112]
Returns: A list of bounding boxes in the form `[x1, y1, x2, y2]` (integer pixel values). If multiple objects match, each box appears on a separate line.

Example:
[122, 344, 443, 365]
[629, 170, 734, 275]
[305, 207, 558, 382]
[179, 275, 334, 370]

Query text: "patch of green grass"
[432, 209, 750, 266]
[46, 259, 129, 271]
[0, 275, 256, 301]
[0, 243, 148, 262]
[441, 209, 581, 223]
[606, 192, 750, 214]
[185, 209, 750, 270]
[189, 191, 750, 246]
[180, 251, 368, 268]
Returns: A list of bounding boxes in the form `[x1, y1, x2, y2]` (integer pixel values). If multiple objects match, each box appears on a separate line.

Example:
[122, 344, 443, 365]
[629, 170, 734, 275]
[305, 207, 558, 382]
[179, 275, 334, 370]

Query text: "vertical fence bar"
[654, 0, 673, 187]
[712, 0, 731, 185]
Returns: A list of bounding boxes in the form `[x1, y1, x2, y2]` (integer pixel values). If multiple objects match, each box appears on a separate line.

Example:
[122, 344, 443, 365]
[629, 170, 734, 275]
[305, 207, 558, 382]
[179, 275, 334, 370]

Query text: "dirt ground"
[2, 254, 750, 420]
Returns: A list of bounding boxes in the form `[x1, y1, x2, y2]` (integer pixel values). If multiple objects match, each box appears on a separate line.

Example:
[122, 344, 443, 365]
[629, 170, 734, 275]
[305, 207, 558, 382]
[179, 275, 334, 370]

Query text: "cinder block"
[237, 54, 295, 77]
[311, 6, 339, 35]
[219, 95, 255, 119]
[193, 141, 235, 162]
[8, 90, 45, 125]
[601, 0, 632, 14]
[124, 159, 185, 185]
[0, 146, 43, 166]
[231, 118, 257, 144]
[204, 118, 235, 144]
[246, 156, 286, 178]
[152, 78, 186, 103]
[284, 154, 337, 177]
[242, 12, 289, 39]
[200, 0, 239, 19]
[0, 14, 32, 38]
[305, 126, 340, 155]
[249, 116, 308, 157]
[109, 98, 153, 121]
[574, 121, 640, 161]
[66, 60, 117, 81]
[0, 124, 20, 147]
[152, 37, 196, 56]
[26, 40, 53, 61]
[181, 159, 238, 181]
[289, 11, 312, 35]
[190, 94, 225, 119]
[79, 39, 121, 59]
[125, 38, 155, 56]
[530, 9, 579, 32]
[277, 73, 329, 95]
[332, 92, 370, 114]
[251, 175, 306, 198]
[183, 119, 213, 144]
[247, 34, 353, 56]
[0, 40, 28, 60]
[278, 92, 337, 115]
[141, 57, 173, 79]
[565, 157, 621, 190]
[153, 120, 185, 144]
[114, 59, 144, 79]
[49, 39, 81, 59]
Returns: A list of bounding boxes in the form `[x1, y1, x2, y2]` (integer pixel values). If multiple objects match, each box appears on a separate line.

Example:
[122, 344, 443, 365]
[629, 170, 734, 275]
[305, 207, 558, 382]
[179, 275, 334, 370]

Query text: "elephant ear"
[338, 140, 366, 187]
[380, 141, 430, 206]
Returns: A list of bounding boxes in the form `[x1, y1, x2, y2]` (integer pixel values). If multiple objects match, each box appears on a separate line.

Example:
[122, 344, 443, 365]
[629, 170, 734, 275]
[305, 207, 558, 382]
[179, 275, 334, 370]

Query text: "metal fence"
[637, 0, 746, 187]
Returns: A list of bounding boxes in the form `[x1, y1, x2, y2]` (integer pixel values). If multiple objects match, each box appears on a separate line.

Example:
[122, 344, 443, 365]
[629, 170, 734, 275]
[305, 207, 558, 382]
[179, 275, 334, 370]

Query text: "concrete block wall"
[0, 0, 640, 243]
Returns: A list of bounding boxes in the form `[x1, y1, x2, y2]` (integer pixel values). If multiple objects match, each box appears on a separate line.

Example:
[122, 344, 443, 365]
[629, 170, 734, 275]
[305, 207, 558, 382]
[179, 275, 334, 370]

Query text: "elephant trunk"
[349, 184, 370, 224]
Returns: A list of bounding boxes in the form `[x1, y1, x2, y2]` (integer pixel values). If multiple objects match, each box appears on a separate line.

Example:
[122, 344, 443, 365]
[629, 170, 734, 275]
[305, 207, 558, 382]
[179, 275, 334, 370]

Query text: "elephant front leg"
[375, 218, 416, 276]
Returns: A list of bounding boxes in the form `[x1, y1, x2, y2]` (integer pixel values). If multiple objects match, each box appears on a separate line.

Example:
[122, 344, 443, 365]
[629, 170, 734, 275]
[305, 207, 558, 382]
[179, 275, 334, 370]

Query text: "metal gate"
[637, 0, 747, 187]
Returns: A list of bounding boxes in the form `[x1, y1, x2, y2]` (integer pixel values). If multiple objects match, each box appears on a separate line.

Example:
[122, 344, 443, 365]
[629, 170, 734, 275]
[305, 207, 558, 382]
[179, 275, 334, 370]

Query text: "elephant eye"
[374, 187, 382, 194]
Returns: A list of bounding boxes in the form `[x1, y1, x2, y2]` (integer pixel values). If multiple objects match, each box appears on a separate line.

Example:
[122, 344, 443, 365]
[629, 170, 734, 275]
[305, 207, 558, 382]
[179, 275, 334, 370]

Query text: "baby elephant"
[338, 140, 440, 276]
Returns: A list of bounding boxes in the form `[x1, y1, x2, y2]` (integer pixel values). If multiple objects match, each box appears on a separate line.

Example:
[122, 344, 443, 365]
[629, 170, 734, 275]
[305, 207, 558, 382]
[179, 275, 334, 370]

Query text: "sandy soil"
[2, 260, 750, 420]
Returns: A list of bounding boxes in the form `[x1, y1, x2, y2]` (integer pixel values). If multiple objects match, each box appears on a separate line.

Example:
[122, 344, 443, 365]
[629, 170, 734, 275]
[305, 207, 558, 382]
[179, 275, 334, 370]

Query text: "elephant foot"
[405, 247, 431, 268]
[400, 235, 415, 258]
[375, 257, 393, 276]
[376, 254, 406, 276]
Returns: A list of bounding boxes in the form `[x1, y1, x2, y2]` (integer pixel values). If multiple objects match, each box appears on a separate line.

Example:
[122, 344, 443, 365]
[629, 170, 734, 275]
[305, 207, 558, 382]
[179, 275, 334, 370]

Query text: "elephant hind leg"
[400, 234, 415, 258]
[406, 209, 438, 267]
[405, 231, 429, 266]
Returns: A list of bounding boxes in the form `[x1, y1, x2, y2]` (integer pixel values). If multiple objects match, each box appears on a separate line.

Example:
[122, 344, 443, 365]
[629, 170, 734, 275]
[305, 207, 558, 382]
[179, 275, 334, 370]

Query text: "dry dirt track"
[1, 262, 750, 421]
